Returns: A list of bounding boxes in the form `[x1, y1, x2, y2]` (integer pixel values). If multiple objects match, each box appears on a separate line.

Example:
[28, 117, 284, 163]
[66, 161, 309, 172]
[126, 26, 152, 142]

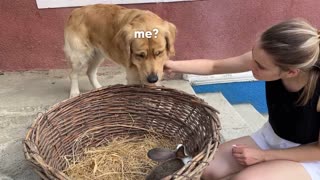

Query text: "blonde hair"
[260, 18, 320, 105]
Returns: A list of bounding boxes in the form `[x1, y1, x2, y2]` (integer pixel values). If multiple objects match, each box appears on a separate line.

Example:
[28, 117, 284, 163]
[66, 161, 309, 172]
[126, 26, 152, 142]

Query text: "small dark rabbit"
[146, 144, 192, 180]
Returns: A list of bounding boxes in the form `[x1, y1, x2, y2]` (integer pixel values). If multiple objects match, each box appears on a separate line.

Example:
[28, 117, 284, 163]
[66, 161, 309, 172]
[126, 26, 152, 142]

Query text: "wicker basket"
[24, 84, 221, 180]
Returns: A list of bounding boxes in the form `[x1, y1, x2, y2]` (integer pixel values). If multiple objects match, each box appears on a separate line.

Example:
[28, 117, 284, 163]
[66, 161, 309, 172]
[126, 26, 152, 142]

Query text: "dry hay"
[63, 134, 178, 180]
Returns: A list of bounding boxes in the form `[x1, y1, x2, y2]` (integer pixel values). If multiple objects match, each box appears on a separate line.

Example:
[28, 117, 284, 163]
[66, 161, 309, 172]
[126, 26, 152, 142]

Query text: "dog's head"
[114, 10, 177, 84]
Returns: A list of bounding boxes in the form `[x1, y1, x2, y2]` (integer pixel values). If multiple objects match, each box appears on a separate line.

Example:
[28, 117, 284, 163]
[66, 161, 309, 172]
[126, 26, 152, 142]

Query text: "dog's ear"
[165, 22, 177, 57]
[113, 25, 134, 61]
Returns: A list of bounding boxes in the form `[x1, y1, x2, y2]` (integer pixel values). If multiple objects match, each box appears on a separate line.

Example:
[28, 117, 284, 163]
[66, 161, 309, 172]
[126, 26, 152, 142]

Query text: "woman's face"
[251, 43, 286, 81]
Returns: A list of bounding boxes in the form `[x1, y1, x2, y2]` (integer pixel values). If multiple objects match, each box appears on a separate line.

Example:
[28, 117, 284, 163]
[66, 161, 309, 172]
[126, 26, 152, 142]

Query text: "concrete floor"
[0, 66, 195, 180]
[0, 66, 264, 180]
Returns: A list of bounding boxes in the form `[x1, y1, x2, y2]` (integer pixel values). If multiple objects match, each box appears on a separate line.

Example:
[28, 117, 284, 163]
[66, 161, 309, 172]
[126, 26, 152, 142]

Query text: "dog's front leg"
[69, 62, 83, 98]
[125, 67, 141, 85]
[87, 56, 104, 89]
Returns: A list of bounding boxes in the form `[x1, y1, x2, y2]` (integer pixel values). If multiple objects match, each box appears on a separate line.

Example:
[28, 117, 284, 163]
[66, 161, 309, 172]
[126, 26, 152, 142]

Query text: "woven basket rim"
[24, 84, 221, 180]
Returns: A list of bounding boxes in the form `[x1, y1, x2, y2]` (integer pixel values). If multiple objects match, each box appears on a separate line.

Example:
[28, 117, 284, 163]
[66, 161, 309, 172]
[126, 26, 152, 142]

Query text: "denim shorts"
[251, 122, 320, 180]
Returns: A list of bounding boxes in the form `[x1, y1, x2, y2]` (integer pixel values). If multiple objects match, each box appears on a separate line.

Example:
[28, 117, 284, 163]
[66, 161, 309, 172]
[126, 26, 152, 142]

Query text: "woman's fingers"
[232, 152, 244, 158]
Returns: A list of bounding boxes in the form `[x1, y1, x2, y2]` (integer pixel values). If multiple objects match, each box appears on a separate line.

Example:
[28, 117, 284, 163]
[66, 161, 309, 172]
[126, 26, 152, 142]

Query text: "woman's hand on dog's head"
[163, 60, 177, 78]
[164, 60, 175, 73]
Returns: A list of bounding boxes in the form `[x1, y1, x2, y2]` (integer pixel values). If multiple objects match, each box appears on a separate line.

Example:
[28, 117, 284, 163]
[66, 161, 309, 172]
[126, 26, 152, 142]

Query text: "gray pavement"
[0, 66, 191, 180]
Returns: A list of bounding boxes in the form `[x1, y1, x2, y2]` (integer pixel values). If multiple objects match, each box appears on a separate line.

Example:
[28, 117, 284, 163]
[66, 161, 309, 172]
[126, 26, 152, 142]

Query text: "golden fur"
[64, 4, 176, 97]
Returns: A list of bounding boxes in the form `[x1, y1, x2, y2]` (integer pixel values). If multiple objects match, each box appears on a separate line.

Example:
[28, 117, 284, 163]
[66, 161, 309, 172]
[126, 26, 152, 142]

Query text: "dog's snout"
[147, 74, 158, 83]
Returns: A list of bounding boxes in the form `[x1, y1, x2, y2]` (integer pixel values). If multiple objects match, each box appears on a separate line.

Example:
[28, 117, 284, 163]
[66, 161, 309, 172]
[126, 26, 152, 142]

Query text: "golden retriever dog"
[64, 4, 177, 97]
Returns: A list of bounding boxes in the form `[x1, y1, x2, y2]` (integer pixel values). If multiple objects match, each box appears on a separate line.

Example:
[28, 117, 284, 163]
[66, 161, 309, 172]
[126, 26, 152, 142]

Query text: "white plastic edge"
[36, 0, 193, 9]
[183, 71, 257, 85]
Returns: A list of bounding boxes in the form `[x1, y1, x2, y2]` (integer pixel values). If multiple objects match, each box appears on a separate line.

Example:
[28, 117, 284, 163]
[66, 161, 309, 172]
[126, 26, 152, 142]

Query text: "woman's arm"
[233, 132, 320, 165]
[263, 140, 320, 162]
[165, 51, 252, 75]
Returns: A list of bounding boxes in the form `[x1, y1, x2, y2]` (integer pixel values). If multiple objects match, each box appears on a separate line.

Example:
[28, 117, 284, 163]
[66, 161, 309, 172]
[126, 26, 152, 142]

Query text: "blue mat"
[192, 81, 268, 113]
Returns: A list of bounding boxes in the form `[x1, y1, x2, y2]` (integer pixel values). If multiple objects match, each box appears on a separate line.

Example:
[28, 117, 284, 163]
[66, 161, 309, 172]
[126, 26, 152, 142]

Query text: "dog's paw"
[94, 84, 102, 89]
[69, 90, 80, 98]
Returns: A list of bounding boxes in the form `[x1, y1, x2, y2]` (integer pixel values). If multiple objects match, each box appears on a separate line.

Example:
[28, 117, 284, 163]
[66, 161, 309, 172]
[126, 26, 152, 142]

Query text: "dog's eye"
[135, 53, 146, 59]
[154, 51, 163, 56]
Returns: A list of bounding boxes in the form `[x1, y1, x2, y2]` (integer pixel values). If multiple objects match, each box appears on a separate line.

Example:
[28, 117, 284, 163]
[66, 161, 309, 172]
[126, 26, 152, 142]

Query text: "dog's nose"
[147, 74, 158, 83]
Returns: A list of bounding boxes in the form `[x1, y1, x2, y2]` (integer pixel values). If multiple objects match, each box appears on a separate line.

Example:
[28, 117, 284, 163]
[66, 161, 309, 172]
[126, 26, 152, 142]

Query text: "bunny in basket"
[146, 144, 192, 180]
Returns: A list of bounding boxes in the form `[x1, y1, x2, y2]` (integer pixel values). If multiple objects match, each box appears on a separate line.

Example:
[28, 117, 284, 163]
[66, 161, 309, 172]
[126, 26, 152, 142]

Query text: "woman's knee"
[201, 167, 220, 180]
[201, 136, 254, 180]
[200, 156, 237, 180]
[231, 170, 258, 180]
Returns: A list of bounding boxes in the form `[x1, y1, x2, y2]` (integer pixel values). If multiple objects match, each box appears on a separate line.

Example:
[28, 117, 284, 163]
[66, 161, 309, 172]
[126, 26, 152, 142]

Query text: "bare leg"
[87, 55, 104, 89]
[201, 136, 260, 180]
[231, 160, 311, 180]
[217, 173, 237, 180]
